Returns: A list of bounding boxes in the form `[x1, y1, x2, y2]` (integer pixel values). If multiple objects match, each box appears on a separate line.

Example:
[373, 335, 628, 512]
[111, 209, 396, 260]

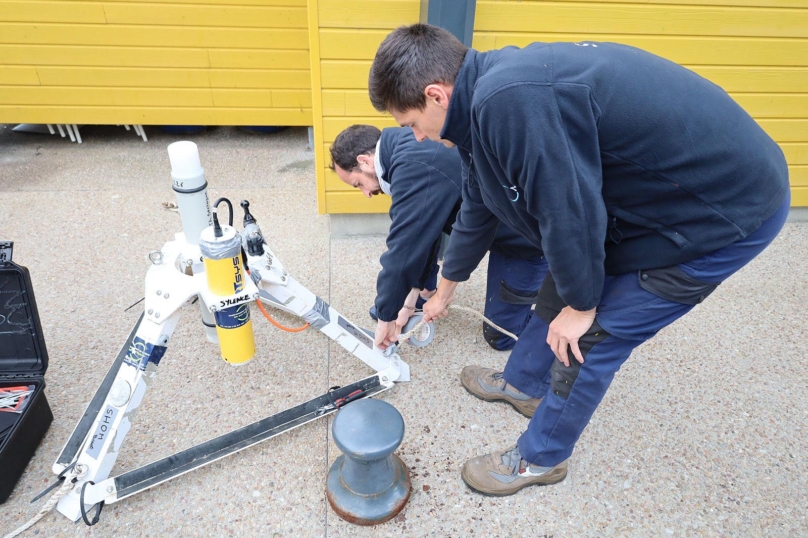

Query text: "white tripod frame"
[47, 197, 411, 525]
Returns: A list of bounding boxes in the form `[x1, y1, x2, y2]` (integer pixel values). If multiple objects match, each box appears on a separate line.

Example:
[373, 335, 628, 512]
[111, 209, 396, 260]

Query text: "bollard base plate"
[326, 454, 411, 526]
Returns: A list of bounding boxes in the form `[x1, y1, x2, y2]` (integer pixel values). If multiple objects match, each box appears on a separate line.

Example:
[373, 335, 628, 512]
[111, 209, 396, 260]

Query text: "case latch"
[0, 241, 12, 265]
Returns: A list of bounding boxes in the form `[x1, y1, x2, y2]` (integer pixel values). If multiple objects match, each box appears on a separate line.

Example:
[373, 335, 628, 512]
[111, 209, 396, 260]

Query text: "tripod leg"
[54, 311, 182, 521]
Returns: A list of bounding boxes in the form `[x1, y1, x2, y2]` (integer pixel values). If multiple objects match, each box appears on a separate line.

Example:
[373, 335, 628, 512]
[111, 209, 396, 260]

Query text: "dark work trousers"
[483, 251, 549, 350]
[503, 193, 790, 467]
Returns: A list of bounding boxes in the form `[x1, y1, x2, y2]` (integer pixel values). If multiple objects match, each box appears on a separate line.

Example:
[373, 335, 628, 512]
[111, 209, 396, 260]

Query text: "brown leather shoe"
[459, 366, 542, 418]
[461, 445, 567, 496]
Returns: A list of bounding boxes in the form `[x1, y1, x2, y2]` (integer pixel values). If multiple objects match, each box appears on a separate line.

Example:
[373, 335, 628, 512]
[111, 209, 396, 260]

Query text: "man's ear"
[425, 83, 452, 110]
[356, 153, 373, 168]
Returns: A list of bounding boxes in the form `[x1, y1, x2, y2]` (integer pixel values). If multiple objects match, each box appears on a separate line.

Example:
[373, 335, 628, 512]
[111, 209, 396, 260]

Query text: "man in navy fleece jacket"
[330, 124, 547, 362]
[369, 24, 790, 496]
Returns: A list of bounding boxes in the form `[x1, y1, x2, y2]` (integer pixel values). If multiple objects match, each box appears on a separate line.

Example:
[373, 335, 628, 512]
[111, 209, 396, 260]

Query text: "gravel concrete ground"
[0, 124, 806, 537]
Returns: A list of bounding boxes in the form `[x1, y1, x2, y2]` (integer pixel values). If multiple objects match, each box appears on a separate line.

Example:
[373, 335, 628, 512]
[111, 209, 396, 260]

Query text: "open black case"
[0, 242, 54, 504]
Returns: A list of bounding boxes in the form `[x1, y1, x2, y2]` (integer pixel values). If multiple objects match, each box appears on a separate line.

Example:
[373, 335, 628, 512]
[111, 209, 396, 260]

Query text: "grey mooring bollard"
[326, 398, 411, 525]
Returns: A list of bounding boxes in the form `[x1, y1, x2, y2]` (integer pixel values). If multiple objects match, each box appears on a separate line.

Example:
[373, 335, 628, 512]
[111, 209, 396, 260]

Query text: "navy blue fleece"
[374, 127, 540, 321]
[440, 42, 789, 311]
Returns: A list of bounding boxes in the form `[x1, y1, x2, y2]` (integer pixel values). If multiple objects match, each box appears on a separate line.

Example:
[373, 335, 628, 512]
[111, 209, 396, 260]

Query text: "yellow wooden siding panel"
[513, 0, 808, 6]
[790, 166, 807, 187]
[211, 89, 269, 107]
[209, 49, 310, 70]
[209, 70, 310, 89]
[325, 167, 353, 191]
[320, 61, 369, 89]
[318, 0, 419, 29]
[474, 2, 808, 38]
[322, 116, 398, 143]
[0, 23, 310, 50]
[472, 34, 808, 67]
[1, 87, 313, 108]
[322, 90, 379, 117]
[759, 120, 808, 142]
[91, 0, 306, 6]
[0, 45, 210, 68]
[209, 89, 311, 108]
[321, 91, 344, 116]
[33, 67, 310, 90]
[690, 67, 808, 93]
[103, 4, 308, 29]
[0, 86, 215, 107]
[0, 1, 106, 23]
[781, 144, 808, 164]
[0, 65, 39, 85]
[0, 106, 311, 125]
[319, 30, 387, 60]
[324, 191, 391, 213]
[732, 94, 808, 119]
[36, 66, 211, 88]
[273, 89, 312, 108]
[792, 187, 808, 205]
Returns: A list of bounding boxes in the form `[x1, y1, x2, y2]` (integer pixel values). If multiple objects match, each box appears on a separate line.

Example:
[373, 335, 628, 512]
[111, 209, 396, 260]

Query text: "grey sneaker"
[461, 445, 567, 496]
[460, 366, 542, 418]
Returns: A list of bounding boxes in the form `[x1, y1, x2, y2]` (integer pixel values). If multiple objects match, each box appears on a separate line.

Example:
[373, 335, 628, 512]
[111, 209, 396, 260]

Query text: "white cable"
[398, 304, 519, 343]
[3, 465, 87, 538]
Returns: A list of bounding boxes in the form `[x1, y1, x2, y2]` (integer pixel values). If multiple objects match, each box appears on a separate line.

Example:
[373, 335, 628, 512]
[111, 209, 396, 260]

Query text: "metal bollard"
[326, 399, 411, 525]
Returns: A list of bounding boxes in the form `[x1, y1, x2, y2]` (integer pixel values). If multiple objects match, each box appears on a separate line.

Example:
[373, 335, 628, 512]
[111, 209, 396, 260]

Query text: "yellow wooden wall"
[307, 0, 418, 214]
[0, 0, 312, 125]
[309, 0, 808, 213]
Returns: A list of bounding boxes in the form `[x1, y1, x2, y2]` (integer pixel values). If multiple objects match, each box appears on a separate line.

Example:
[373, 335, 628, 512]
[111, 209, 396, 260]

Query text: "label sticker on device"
[86, 405, 119, 459]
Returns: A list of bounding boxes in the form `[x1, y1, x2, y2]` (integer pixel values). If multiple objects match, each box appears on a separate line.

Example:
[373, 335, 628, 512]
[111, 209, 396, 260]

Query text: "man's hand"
[547, 306, 597, 367]
[422, 279, 458, 323]
[374, 319, 400, 350]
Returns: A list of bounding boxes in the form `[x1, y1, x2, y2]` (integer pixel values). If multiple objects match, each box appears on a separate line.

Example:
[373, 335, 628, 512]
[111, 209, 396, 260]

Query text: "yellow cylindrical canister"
[199, 225, 255, 365]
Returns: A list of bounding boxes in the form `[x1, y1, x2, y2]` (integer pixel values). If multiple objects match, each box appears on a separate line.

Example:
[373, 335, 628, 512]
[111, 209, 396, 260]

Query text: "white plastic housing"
[167, 141, 212, 246]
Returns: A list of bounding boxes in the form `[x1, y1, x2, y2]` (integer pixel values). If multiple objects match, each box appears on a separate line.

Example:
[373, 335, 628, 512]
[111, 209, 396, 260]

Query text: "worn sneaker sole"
[461, 463, 567, 497]
[459, 373, 539, 418]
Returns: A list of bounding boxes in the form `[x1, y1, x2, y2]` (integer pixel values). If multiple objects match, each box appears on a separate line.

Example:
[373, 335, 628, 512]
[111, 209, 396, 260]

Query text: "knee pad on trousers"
[550, 319, 610, 399]
[483, 322, 515, 350]
[482, 281, 539, 351]
[538, 272, 611, 400]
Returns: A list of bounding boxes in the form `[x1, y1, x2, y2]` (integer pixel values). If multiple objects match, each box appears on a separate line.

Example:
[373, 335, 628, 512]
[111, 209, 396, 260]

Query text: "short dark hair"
[329, 124, 382, 171]
[369, 24, 468, 113]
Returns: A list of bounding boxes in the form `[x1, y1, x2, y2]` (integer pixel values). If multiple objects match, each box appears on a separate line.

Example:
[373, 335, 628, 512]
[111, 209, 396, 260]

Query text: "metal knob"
[326, 399, 411, 525]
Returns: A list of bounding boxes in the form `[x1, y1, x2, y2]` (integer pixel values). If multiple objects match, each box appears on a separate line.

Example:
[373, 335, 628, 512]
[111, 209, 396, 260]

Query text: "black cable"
[213, 197, 234, 226]
[80, 481, 105, 526]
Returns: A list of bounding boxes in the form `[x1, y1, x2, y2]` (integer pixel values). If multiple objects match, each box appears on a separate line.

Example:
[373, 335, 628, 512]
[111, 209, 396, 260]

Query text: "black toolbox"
[0, 241, 54, 504]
